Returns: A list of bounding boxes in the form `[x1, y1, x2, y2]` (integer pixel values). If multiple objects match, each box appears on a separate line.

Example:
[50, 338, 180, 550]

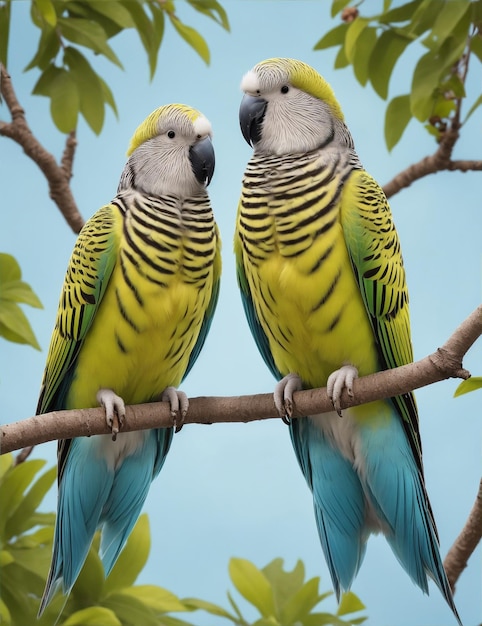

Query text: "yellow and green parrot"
[234, 58, 461, 623]
[38, 103, 221, 615]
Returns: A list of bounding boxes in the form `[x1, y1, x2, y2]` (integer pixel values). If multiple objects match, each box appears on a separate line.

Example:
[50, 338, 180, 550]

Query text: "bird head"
[239, 58, 353, 156]
[119, 104, 215, 197]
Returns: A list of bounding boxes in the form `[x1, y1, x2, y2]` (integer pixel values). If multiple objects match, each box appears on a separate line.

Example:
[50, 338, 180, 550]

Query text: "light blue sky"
[1, 2, 481, 625]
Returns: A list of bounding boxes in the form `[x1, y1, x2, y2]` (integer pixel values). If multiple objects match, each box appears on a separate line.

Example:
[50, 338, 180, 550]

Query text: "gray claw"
[97, 388, 126, 441]
[162, 386, 189, 432]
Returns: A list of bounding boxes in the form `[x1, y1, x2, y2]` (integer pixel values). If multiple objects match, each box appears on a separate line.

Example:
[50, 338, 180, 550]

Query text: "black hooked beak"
[239, 94, 267, 146]
[189, 135, 215, 186]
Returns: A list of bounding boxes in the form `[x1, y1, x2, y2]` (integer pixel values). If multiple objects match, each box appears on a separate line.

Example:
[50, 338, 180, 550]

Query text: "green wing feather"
[36, 204, 120, 417]
[340, 169, 423, 465]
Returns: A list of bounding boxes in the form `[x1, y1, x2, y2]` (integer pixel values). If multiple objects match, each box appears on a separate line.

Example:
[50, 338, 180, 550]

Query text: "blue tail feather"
[360, 411, 461, 623]
[290, 409, 461, 624]
[39, 431, 161, 617]
[290, 417, 367, 598]
[100, 431, 160, 574]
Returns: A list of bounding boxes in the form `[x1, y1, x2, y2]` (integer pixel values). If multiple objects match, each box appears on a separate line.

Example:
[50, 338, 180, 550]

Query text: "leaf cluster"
[315, 0, 482, 149]
[0, 253, 42, 350]
[0, 0, 229, 134]
[185, 557, 366, 626]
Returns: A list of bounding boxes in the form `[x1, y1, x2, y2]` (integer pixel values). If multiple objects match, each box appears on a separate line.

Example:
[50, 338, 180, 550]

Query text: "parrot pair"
[37, 59, 461, 625]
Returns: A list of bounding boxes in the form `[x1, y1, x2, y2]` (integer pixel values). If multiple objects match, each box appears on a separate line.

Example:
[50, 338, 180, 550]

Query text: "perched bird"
[38, 104, 221, 615]
[234, 58, 461, 623]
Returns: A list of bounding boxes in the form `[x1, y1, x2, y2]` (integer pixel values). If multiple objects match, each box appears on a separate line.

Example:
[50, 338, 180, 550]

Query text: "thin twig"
[0, 64, 84, 233]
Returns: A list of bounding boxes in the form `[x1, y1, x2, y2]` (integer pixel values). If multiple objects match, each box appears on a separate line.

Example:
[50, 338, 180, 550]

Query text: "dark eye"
[281, 85, 289, 94]
[167, 130, 176, 139]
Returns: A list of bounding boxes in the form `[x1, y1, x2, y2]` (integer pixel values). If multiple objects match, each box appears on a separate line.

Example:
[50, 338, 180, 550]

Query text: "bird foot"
[326, 365, 358, 416]
[97, 388, 126, 441]
[162, 386, 189, 433]
[274, 373, 302, 424]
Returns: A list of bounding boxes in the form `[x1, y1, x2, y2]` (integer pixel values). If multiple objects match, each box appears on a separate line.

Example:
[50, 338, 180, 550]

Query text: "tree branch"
[381, 125, 480, 198]
[444, 478, 482, 593]
[1, 304, 480, 454]
[0, 64, 84, 234]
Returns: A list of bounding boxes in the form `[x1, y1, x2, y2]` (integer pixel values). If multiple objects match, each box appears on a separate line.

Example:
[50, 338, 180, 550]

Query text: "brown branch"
[0, 64, 84, 234]
[444, 478, 482, 593]
[382, 126, 464, 198]
[1, 304, 480, 454]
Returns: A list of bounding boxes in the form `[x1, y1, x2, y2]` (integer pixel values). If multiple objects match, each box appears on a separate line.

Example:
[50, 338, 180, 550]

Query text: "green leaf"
[454, 376, 482, 397]
[369, 29, 411, 99]
[428, 0, 471, 50]
[410, 50, 441, 120]
[0, 454, 13, 481]
[314, 22, 348, 51]
[262, 558, 305, 604]
[331, 0, 352, 17]
[169, 16, 210, 64]
[35, 0, 57, 27]
[103, 592, 159, 626]
[229, 558, 276, 618]
[4, 466, 56, 540]
[186, 0, 230, 30]
[182, 597, 238, 622]
[0, 254, 43, 309]
[24, 26, 60, 72]
[66, 2, 124, 39]
[281, 578, 325, 624]
[104, 513, 150, 593]
[1, 280, 43, 307]
[0, 551, 14, 567]
[0, 459, 46, 537]
[407, 0, 442, 37]
[0, 301, 41, 349]
[57, 17, 123, 68]
[352, 26, 378, 86]
[344, 17, 369, 63]
[62, 607, 121, 626]
[50, 67, 80, 132]
[379, 0, 421, 24]
[334, 45, 350, 69]
[0, 252, 21, 282]
[63, 47, 105, 134]
[0, 1, 10, 66]
[337, 591, 366, 616]
[0, 596, 11, 626]
[87, 0, 134, 29]
[146, 1, 165, 79]
[385, 94, 412, 150]
[123, 585, 188, 613]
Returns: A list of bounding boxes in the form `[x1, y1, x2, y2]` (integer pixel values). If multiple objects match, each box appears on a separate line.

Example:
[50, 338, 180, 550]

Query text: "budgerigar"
[234, 58, 461, 623]
[38, 104, 221, 615]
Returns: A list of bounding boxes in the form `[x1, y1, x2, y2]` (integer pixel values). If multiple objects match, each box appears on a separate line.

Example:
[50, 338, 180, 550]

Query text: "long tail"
[38, 430, 165, 617]
[290, 415, 368, 599]
[290, 408, 462, 625]
[359, 404, 462, 625]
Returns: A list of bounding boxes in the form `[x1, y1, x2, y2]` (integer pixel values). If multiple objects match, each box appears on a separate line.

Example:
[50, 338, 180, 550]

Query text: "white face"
[241, 69, 343, 156]
[121, 113, 213, 198]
